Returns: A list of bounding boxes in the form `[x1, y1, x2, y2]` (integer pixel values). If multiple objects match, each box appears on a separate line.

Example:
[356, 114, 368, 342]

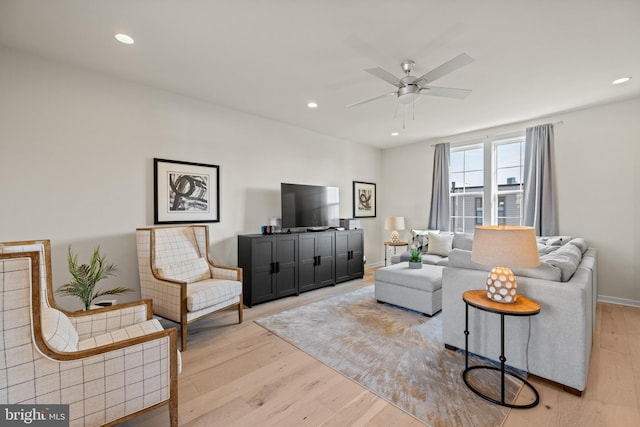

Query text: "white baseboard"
[598, 295, 640, 308]
[365, 262, 385, 269]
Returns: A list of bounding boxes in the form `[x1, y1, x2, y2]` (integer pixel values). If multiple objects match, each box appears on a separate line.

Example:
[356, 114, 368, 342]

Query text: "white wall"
[382, 97, 640, 305]
[0, 47, 383, 310]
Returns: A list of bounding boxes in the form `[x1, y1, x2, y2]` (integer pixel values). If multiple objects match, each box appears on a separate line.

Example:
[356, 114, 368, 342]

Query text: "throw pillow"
[157, 257, 211, 283]
[427, 232, 453, 257]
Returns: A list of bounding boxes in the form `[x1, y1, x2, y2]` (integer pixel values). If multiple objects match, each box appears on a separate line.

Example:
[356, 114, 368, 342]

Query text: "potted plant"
[408, 245, 423, 269]
[57, 246, 132, 310]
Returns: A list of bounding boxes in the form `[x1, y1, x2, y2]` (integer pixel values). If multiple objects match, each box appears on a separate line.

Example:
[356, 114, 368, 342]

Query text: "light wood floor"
[123, 268, 640, 427]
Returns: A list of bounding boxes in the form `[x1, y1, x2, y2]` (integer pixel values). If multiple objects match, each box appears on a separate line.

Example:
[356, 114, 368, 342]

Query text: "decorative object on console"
[154, 158, 220, 224]
[57, 246, 132, 310]
[384, 216, 405, 243]
[353, 181, 376, 218]
[471, 225, 539, 303]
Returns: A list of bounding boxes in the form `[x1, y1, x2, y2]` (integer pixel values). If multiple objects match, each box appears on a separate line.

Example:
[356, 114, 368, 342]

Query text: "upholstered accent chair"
[136, 225, 243, 350]
[0, 240, 179, 427]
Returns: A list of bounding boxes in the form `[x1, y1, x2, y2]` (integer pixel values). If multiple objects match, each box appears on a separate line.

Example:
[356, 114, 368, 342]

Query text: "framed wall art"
[353, 181, 376, 218]
[154, 158, 220, 224]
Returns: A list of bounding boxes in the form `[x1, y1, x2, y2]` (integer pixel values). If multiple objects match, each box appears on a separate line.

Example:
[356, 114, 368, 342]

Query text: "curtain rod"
[430, 120, 564, 147]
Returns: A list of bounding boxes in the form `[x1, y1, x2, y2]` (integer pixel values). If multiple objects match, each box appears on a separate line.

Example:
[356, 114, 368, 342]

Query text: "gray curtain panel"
[523, 123, 558, 236]
[428, 143, 450, 231]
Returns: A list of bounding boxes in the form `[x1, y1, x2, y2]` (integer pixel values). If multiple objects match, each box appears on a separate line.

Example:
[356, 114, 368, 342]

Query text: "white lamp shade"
[384, 216, 405, 231]
[471, 226, 540, 269]
[472, 225, 539, 304]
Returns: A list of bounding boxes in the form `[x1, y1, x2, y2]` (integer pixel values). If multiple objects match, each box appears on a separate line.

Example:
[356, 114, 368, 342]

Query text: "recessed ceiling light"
[612, 77, 631, 85]
[115, 33, 134, 45]
[307, 102, 318, 109]
[391, 132, 399, 136]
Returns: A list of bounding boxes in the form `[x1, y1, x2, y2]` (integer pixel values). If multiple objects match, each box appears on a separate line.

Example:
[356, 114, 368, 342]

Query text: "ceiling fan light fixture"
[398, 92, 419, 104]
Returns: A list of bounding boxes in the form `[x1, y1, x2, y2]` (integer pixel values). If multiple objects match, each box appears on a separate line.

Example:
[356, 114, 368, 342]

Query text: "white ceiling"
[1, 0, 639, 149]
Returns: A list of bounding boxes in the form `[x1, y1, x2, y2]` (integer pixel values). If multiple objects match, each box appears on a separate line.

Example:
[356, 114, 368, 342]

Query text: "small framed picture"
[154, 158, 220, 224]
[353, 181, 376, 218]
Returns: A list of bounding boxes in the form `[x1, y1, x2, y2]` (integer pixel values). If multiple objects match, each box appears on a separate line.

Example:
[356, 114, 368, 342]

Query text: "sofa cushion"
[452, 232, 474, 250]
[157, 257, 211, 283]
[187, 279, 242, 312]
[422, 253, 446, 265]
[568, 238, 589, 254]
[538, 235, 573, 246]
[411, 229, 439, 252]
[540, 243, 582, 282]
[537, 244, 559, 255]
[448, 248, 562, 282]
[375, 263, 443, 292]
[427, 232, 453, 256]
[41, 306, 79, 352]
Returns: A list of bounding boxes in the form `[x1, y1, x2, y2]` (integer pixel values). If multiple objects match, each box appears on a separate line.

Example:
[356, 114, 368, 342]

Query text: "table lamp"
[384, 216, 405, 243]
[471, 225, 539, 303]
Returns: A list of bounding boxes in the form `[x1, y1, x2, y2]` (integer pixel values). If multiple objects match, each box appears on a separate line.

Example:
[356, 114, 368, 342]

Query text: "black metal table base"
[462, 365, 540, 409]
[463, 299, 540, 409]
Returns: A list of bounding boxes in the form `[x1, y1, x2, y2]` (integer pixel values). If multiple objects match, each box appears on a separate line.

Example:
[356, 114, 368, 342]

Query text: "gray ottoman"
[374, 263, 444, 316]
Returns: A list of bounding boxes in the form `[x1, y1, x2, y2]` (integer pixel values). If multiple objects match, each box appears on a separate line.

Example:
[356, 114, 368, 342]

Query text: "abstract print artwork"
[353, 181, 376, 218]
[168, 172, 208, 212]
[154, 158, 220, 224]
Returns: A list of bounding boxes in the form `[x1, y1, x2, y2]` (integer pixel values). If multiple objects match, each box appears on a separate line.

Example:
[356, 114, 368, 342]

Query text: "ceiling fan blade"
[419, 86, 472, 99]
[416, 53, 474, 85]
[346, 91, 396, 108]
[365, 67, 402, 87]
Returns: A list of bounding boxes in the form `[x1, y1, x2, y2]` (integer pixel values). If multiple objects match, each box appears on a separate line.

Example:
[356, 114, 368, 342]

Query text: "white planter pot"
[408, 261, 422, 269]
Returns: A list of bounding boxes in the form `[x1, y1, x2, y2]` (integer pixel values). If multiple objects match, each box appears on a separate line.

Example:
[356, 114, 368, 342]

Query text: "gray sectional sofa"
[384, 230, 597, 394]
[442, 236, 597, 394]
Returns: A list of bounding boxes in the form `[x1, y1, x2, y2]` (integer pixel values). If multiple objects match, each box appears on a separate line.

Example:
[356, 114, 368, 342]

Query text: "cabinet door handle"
[317, 256, 321, 266]
[276, 262, 280, 273]
[270, 262, 275, 274]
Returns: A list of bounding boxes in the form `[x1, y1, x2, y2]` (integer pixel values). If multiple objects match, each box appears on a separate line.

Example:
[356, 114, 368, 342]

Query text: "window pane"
[496, 142, 522, 168]
[464, 171, 484, 189]
[465, 148, 483, 171]
[497, 167, 522, 186]
[450, 151, 464, 173]
[450, 172, 464, 192]
[451, 194, 481, 232]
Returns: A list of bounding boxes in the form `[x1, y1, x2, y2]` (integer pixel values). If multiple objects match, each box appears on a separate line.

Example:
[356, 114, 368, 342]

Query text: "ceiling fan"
[346, 53, 474, 108]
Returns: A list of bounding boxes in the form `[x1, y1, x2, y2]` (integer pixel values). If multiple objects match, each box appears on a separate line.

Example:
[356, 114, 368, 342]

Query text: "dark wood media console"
[238, 229, 364, 307]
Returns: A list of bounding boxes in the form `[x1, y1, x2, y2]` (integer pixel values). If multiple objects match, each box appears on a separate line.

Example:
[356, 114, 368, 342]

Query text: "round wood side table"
[462, 289, 541, 409]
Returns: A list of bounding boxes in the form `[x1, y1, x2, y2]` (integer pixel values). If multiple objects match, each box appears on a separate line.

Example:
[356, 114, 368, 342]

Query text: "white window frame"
[450, 133, 526, 230]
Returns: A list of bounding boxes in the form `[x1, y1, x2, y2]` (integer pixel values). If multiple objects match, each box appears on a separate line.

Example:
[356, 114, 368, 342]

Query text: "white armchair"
[0, 240, 179, 427]
[136, 225, 243, 350]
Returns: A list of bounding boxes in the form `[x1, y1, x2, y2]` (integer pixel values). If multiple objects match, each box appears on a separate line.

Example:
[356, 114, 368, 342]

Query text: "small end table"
[383, 241, 408, 266]
[462, 290, 540, 409]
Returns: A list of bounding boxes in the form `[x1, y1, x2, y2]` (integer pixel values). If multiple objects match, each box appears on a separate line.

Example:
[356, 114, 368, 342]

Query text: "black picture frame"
[353, 181, 376, 218]
[154, 158, 220, 224]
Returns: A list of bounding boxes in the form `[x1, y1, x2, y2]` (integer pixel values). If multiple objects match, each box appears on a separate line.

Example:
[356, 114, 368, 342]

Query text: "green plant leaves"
[56, 246, 132, 310]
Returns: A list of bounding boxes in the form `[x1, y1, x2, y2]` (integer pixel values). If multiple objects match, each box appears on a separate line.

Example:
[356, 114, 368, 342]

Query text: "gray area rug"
[256, 286, 522, 427]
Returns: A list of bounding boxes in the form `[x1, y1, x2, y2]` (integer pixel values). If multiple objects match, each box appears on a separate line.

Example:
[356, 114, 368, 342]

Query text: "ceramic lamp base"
[486, 267, 517, 303]
[391, 230, 400, 243]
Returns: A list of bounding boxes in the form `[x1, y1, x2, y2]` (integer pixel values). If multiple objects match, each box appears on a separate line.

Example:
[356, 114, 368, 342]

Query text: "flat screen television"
[281, 183, 340, 229]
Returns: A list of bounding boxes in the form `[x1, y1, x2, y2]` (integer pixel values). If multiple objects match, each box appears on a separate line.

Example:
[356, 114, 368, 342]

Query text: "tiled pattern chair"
[136, 225, 243, 350]
[0, 240, 179, 427]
